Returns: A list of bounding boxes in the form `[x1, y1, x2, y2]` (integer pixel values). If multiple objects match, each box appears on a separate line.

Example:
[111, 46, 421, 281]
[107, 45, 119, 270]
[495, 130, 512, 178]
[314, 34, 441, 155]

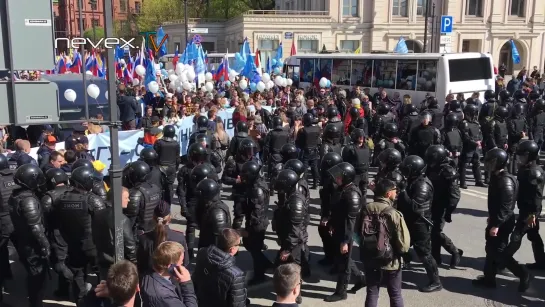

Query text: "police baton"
[421, 216, 434, 228]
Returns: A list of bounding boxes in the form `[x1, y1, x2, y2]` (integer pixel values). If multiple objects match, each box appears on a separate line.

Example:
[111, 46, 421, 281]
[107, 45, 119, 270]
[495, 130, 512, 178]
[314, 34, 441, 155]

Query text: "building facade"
[162, 0, 545, 76]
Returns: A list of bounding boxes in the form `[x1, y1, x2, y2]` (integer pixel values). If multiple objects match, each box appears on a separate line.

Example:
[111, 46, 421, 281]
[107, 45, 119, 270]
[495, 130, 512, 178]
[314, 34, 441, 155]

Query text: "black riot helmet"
[513, 103, 525, 116]
[529, 91, 541, 102]
[45, 168, 69, 190]
[236, 121, 248, 134]
[444, 112, 460, 129]
[425, 145, 448, 167]
[535, 99, 545, 111]
[281, 143, 298, 161]
[0, 154, 8, 170]
[303, 113, 314, 126]
[503, 97, 515, 106]
[463, 104, 479, 119]
[323, 123, 340, 141]
[382, 122, 398, 138]
[196, 116, 208, 129]
[377, 148, 402, 170]
[513, 89, 526, 100]
[499, 90, 511, 102]
[377, 103, 389, 115]
[139, 147, 159, 165]
[188, 143, 208, 164]
[494, 106, 509, 119]
[196, 133, 214, 150]
[350, 128, 366, 143]
[70, 166, 96, 191]
[406, 104, 418, 115]
[190, 164, 215, 186]
[427, 96, 438, 107]
[516, 140, 540, 165]
[420, 111, 432, 125]
[484, 148, 508, 172]
[320, 152, 343, 172]
[271, 116, 283, 129]
[465, 97, 476, 106]
[238, 139, 258, 161]
[274, 169, 299, 194]
[283, 159, 305, 178]
[195, 179, 220, 203]
[163, 125, 176, 138]
[124, 161, 150, 186]
[14, 164, 46, 190]
[484, 89, 496, 101]
[240, 160, 263, 183]
[326, 106, 339, 119]
[400, 155, 426, 180]
[72, 158, 93, 170]
[349, 107, 360, 119]
[328, 162, 356, 189]
[449, 100, 461, 112]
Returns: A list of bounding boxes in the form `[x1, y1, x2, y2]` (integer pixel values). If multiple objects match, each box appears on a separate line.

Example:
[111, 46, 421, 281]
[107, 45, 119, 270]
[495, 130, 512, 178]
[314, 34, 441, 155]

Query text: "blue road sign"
[441, 16, 453, 33]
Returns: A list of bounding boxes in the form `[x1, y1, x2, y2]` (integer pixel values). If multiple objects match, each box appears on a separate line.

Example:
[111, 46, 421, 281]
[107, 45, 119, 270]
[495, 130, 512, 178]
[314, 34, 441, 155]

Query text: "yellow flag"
[354, 46, 361, 54]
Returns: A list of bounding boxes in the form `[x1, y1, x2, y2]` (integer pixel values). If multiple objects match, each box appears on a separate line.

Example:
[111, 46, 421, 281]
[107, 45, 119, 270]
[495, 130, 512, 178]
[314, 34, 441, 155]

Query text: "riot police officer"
[498, 90, 512, 106]
[424, 145, 463, 268]
[342, 128, 371, 206]
[223, 139, 261, 229]
[8, 164, 50, 307]
[447, 100, 464, 120]
[398, 155, 442, 292]
[264, 116, 290, 195]
[319, 123, 343, 161]
[441, 113, 463, 167]
[529, 99, 545, 156]
[239, 160, 273, 285]
[326, 105, 344, 135]
[479, 90, 498, 125]
[227, 121, 250, 160]
[188, 115, 213, 148]
[372, 148, 405, 208]
[274, 169, 310, 305]
[317, 152, 343, 266]
[507, 103, 528, 174]
[409, 112, 441, 159]
[154, 125, 179, 202]
[139, 147, 169, 202]
[486, 106, 509, 152]
[51, 166, 108, 300]
[123, 161, 162, 237]
[473, 148, 531, 292]
[194, 132, 223, 174]
[0, 155, 16, 301]
[400, 104, 420, 143]
[373, 122, 406, 166]
[282, 159, 310, 203]
[505, 141, 545, 269]
[324, 162, 366, 302]
[370, 103, 395, 142]
[195, 178, 231, 249]
[281, 143, 299, 162]
[296, 113, 321, 189]
[72, 159, 108, 201]
[459, 104, 486, 188]
[425, 96, 444, 129]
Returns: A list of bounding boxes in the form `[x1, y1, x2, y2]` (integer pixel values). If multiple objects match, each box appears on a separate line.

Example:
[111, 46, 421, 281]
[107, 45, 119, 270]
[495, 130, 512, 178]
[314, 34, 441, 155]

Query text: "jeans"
[364, 268, 404, 307]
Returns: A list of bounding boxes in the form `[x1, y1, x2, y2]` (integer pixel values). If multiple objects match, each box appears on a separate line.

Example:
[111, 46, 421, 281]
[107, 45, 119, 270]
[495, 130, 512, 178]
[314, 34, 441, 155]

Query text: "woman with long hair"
[214, 119, 230, 162]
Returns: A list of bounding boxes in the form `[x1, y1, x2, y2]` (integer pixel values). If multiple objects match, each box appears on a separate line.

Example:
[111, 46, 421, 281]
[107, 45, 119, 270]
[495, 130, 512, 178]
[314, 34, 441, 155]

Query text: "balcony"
[243, 10, 329, 16]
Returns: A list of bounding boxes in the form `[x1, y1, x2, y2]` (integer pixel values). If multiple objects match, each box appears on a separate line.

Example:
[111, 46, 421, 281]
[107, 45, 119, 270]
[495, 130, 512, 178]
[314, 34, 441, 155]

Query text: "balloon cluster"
[319, 77, 331, 88]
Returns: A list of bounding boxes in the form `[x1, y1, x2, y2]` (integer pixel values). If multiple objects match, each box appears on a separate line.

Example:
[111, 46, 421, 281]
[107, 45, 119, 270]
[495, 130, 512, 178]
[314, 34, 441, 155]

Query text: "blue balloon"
[251, 73, 261, 84]
[250, 82, 257, 92]
[225, 81, 231, 87]
[272, 59, 277, 66]
[273, 67, 280, 74]
[160, 63, 164, 69]
[277, 60, 284, 67]
[326, 80, 331, 88]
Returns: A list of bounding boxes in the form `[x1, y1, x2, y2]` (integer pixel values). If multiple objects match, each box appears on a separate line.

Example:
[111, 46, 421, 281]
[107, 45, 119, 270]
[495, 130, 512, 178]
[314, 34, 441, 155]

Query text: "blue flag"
[274, 43, 283, 66]
[510, 40, 520, 64]
[394, 37, 409, 54]
[144, 58, 157, 89]
[156, 26, 168, 57]
[266, 56, 272, 74]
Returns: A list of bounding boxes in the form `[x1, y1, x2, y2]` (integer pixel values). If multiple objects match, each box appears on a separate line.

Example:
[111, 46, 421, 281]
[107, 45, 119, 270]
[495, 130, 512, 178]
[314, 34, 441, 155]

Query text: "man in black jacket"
[139, 148, 168, 203]
[342, 128, 370, 206]
[324, 162, 366, 302]
[459, 104, 486, 188]
[117, 84, 138, 130]
[372, 148, 405, 209]
[193, 228, 247, 307]
[154, 125, 180, 204]
[264, 116, 290, 195]
[194, 178, 230, 248]
[473, 148, 531, 292]
[0, 155, 16, 302]
[227, 121, 250, 161]
[296, 113, 321, 189]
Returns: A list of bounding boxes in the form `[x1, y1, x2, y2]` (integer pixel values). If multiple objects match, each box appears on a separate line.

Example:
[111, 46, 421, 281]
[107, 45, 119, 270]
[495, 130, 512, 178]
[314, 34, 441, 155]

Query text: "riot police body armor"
[486, 106, 509, 151]
[507, 103, 528, 174]
[195, 132, 223, 174]
[409, 112, 441, 159]
[139, 147, 169, 203]
[400, 104, 420, 142]
[320, 123, 343, 160]
[188, 116, 211, 148]
[424, 146, 463, 267]
[195, 179, 231, 249]
[72, 159, 108, 201]
[295, 113, 321, 188]
[0, 155, 16, 298]
[327, 106, 345, 138]
[425, 97, 444, 129]
[228, 121, 250, 159]
[282, 159, 310, 205]
[370, 103, 395, 142]
[264, 116, 290, 194]
[342, 128, 370, 205]
[459, 104, 486, 188]
[529, 99, 545, 151]
[154, 125, 179, 202]
[441, 113, 463, 166]
[374, 148, 405, 208]
[373, 122, 406, 165]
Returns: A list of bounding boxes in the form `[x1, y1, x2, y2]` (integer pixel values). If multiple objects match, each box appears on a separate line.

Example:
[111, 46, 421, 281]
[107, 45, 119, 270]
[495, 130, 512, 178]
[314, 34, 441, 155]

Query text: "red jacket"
[344, 108, 365, 134]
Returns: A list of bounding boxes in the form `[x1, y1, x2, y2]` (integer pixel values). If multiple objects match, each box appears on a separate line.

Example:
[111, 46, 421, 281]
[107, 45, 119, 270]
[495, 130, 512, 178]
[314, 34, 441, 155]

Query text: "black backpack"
[359, 206, 395, 267]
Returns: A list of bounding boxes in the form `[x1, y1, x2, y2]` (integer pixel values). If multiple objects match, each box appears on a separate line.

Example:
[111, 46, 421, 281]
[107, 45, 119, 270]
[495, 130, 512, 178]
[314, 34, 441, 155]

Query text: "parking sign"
[441, 16, 453, 33]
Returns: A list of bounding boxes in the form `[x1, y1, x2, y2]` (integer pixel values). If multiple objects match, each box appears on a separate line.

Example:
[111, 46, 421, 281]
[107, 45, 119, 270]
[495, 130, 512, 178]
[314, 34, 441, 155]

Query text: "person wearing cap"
[117, 84, 138, 131]
[65, 125, 87, 151]
[75, 136, 95, 161]
[37, 135, 58, 170]
[136, 201, 189, 276]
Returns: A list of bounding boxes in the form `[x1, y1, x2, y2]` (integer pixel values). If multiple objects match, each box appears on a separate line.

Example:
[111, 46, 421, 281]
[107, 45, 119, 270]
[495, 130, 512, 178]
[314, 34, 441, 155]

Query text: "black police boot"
[459, 166, 468, 189]
[420, 258, 442, 293]
[186, 231, 196, 260]
[348, 273, 366, 294]
[450, 249, 464, 269]
[472, 276, 497, 288]
[324, 282, 348, 302]
[518, 271, 532, 293]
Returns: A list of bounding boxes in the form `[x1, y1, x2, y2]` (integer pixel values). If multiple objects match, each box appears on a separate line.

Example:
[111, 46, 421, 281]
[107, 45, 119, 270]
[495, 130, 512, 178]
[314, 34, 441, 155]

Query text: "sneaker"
[419, 282, 442, 293]
[472, 276, 496, 288]
[450, 249, 463, 269]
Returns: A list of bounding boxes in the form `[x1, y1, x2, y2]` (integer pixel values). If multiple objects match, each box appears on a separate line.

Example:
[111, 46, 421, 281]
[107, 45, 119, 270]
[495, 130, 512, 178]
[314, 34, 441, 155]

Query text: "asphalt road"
[2, 168, 545, 307]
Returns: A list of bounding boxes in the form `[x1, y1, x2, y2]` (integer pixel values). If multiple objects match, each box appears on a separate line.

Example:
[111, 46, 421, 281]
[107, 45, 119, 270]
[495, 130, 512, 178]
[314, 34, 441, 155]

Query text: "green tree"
[239, 0, 274, 10]
[136, 0, 185, 32]
[83, 27, 105, 42]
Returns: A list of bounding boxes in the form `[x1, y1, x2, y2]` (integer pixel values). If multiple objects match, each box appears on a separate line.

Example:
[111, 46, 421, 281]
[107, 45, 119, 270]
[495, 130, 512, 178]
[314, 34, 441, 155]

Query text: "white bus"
[284, 52, 495, 106]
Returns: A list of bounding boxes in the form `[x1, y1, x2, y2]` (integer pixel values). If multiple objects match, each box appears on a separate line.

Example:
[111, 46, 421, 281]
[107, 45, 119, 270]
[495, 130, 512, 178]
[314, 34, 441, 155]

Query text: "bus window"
[300, 58, 314, 83]
[374, 59, 397, 89]
[319, 59, 333, 81]
[332, 59, 351, 86]
[396, 60, 418, 91]
[418, 60, 437, 92]
[448, 58, 492, 82]
[351, 59, 372, 87]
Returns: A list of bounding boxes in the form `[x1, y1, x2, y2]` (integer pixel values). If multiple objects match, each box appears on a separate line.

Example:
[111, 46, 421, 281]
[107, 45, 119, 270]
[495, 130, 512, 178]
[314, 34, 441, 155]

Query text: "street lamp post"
[430, 3, 436, 52]
[184, 0, 189, 47]
[423, 0, 431, 53]
[89, 0, 97, 42]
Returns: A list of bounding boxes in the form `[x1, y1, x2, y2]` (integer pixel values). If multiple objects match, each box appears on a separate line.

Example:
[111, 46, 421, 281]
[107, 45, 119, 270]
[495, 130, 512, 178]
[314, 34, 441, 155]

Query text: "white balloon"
[229, 75, 236, 83]
[256, 81, 266, 92]
[262, 73, 271, 83]
[267, 80, 274, 89]
[176, 63, 185, 75]
[186, 70, 196, 81]
[205, 82, 214, 92]
[86, 84, 100, 99]
[105, 91, 108, 99]
[286, 78, 293, 86]
[132, 78, 140, 86]
[205, 72, 213, 81]
[169, 82, 177, 90]
[168, 69, 174, 75]
[274, 75, 283, 86]
[229, 70, 238, 78]
[176, 86, 184, 93]
[169, 74, 178, 82]
[182, 81, 191, 91]
[135, 65, 146, 77]
[319, 77, 328, 88]
[148, 81, 159, 94]
[179, 73, 188, 83]
[239, 79, 248, 90]
[120, 59, 126, 65]
[64, 89, 77, 102]
[85, 70, 93, 76]
[281, 78, 288, 87]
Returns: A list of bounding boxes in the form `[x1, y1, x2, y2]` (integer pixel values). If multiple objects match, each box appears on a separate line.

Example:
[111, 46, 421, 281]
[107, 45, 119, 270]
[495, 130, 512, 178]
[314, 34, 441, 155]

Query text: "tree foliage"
[136, 0, 185, 32]
[83, 27, 105, 42]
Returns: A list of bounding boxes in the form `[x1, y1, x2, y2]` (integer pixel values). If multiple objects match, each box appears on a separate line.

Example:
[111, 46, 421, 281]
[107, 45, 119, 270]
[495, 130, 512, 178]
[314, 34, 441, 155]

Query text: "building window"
[342, 0, 358, 17]
[135, 1, 141, 14]
[89, 0, 97, 11]
[120, 0, 127, 12]
[258, 39, 280, 65]
[465, 0, 483, 16]
[417, 0, 428, 16]
[78, 18, 87, 32]
[510, 0, 525, 17]
[392, 0, 408, 17]
[298, 40, 319, 53]
[340, 40, 359, 52]
[92, 19, 100, 27]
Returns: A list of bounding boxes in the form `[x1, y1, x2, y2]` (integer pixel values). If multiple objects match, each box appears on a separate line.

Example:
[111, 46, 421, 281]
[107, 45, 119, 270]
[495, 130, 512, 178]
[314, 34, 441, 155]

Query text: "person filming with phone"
[141, 241, 198, 307]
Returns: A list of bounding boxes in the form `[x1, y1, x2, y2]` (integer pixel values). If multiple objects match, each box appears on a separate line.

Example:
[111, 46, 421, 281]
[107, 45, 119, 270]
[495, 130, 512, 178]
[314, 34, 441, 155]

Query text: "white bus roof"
[285, 52, 491, 64]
